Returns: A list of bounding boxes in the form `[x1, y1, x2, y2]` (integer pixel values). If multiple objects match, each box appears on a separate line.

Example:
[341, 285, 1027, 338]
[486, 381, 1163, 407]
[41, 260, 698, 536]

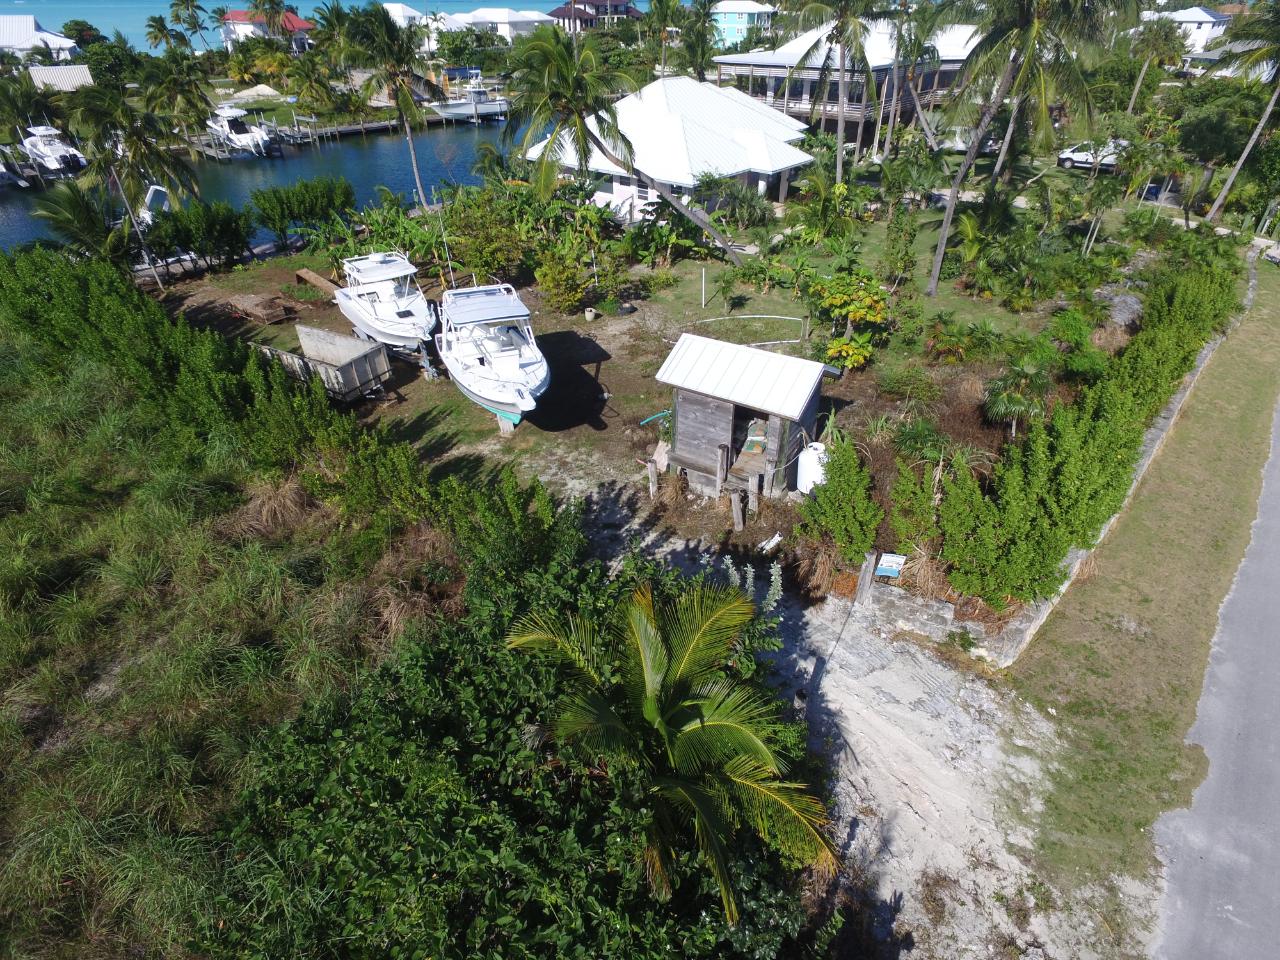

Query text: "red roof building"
[220, 9, 315, 51]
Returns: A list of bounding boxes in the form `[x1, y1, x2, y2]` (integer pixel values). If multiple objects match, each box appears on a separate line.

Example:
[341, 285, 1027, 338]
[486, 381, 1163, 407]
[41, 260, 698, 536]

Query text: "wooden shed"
[656, 334, 829, 499]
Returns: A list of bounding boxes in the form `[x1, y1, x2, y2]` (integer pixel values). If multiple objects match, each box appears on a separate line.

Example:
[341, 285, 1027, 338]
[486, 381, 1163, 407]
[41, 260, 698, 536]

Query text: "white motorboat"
[436, 284, 549, 425]
[335, 252, 438, 350]
[19, 125, 87, 176]
[206, 106, 271, 154]
[430, 72, 509, 123]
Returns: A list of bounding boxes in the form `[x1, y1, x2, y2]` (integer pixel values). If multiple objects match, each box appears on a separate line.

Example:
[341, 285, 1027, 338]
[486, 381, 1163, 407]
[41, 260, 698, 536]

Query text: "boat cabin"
[212, 106, 253, 136]
[656, 334, 829, 498]
[342, 253, 419, 296]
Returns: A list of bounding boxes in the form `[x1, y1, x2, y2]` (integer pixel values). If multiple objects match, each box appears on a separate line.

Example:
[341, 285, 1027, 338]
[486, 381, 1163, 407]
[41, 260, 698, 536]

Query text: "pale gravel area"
[764, 593, 1136, 959]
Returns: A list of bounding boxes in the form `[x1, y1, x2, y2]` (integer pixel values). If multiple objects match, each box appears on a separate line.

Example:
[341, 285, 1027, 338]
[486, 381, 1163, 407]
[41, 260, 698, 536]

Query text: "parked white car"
[1057, 140, 1127, 171]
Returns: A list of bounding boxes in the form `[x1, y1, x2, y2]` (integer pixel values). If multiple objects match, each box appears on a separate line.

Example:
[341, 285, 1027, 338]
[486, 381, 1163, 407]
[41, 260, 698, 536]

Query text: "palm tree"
[506, 583, 836, 923]
[647, 0, 680, 74]
[32, 181, 131, 262]
[0, 71, 61, 131]
[925, 0, 1111, 296]
[892, 0, 942, 150]
[170, 0, 210, 49]
[348, 5, 442, 210]
[1205, 0, 1280, 222]
[679, 0, 718, 81]
[145, 15, 176, 50]
[287, 52, 336, 109]
[783, 0, 884, 181]
[983, 356, 1050, 439]
[1126, 18, 1185, 114]
[249, 0, 287, 39]
[141, 52, 213, 150]
[507, 25, 743, 264]
[227, 50, 258, 84]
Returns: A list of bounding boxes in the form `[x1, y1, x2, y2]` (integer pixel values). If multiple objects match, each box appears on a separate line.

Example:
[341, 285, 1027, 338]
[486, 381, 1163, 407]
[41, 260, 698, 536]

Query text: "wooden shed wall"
[672, 388, 733, 472]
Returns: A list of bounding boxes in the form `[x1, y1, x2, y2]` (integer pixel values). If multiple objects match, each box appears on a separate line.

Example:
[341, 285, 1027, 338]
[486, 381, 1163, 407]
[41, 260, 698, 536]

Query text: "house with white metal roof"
[526, 76, 812, 222]
[712, 19, 978, 134]
[711, 1, 777, 46]
[27, 64, 94, 93]
[453, 8, 553, 41]
[1142, 6, 1230, 54]
[657, 334, 830, 498]
[0, 16, 78, 61]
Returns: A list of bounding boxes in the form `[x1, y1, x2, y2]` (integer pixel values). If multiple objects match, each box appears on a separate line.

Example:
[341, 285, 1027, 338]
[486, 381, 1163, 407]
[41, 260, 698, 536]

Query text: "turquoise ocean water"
[0, 0, 650, 49]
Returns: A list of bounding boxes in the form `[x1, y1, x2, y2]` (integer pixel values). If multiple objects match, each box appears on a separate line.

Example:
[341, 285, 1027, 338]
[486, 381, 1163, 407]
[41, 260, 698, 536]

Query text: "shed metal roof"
[656, 334, 826, 421]
[28, 64, 93, 91]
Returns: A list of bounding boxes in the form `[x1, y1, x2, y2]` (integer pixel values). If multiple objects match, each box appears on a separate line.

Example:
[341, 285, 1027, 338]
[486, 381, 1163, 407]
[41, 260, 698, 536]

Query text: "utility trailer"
[259, 325, 392, 402]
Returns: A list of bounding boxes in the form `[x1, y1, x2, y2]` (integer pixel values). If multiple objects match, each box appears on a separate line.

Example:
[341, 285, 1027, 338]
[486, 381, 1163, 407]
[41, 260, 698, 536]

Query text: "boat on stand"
[334, 252, 439, 352]
[206, 105, 271, 155]
[19, 125, 87, 178]
[436, 284, 549, 430]
[430, 71, 509, 123]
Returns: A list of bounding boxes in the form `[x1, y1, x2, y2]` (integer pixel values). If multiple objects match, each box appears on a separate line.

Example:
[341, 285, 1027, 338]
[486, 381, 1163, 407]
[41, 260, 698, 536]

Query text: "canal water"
[0, 121, 507, 250]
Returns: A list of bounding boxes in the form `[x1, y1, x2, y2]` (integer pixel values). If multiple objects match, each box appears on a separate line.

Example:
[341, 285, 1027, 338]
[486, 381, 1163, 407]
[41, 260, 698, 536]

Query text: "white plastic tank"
[796, 442, 827, 495]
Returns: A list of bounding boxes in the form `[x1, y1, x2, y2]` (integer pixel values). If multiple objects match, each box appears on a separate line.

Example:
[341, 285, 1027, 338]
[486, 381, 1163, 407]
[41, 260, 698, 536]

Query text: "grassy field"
[1010, 261, 1280, 889]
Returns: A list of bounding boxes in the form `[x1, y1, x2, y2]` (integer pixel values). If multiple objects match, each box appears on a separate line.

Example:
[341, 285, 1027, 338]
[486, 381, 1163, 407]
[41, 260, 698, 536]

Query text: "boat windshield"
[227, 118, 250, 135]
[393, 275, 414, 299]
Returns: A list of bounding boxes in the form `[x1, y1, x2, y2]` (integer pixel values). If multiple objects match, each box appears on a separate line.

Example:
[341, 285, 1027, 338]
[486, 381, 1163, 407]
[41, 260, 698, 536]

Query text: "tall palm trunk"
[908, 79, 939, 149]
[882, 62, 902, 158]
[1126, 55, 1152, 114]
[396, 90, 428, 211]
[852, 72, 871, 165]
[990, 94, 1021, 184]
[834, 42, 848, 181]
[926, 61, 1016, 297]
[1207, 77, 1280, 223]
[587, 130, 742, 266]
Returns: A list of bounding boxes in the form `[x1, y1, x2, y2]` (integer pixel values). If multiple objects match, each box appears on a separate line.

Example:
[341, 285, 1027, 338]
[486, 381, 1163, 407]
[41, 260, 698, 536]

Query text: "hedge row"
[936, 229, 1242, 603]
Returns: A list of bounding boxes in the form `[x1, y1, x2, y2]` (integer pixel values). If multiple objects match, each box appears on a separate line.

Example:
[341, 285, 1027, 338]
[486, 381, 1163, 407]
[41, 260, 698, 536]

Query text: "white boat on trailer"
[430, 72, 509, 123]
[335, 252, 438, 351]
[19, 125, 87, 177]
[436, 284, 549, 428]
[207, 105, 271, 155]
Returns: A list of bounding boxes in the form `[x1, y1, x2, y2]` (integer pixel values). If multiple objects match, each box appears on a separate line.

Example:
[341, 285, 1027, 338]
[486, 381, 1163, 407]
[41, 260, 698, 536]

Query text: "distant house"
[711, 1, 776, 47]
[526, 76, 812, 222]
[28, 64, 94, 92]
[548, 1, 643, 32]
[1141, 6, 1230, 55]
[656, 334, 830, 499]
[383, 2, 428, 29]
[220, 10, 315, 53]
[0, 16, 78, 62]
[452, 8, 554, 42]
[712, 19, 978, 138]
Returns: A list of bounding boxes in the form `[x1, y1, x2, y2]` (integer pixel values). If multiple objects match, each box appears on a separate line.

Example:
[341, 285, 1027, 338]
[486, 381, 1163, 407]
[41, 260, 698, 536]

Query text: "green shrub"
[798, 431, 883, 563]
[877, 363, 940, 403]
[251, 176, 356, 247]
[889, 458, 938, 554]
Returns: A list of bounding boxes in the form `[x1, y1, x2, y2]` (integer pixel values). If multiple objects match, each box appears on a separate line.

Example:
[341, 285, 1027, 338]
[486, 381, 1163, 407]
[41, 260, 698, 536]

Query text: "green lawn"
[1010, 262, 1280, 895]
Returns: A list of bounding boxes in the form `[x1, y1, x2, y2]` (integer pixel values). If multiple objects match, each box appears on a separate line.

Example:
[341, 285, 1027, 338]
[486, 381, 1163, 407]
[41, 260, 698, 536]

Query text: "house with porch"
[711, 1, 776, 47]
[548, 2, 644, 33]
[525, 76, 812, 223]
[220, 10, 315, 52]
[712, 19, 978, 144]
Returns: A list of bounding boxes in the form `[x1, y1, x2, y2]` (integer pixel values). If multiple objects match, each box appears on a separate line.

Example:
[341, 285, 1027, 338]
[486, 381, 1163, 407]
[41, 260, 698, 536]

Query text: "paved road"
[1155, 395, 1280, 959]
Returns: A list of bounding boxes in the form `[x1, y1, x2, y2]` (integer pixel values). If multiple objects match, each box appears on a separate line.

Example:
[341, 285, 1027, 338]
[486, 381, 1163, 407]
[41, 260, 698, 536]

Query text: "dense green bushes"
[146, 200, 254, 269]
[0, 248, 822, 957]
[799, 430, 883, 563]
[251, 176, 356, 248]
[937, 228, 1241, 603]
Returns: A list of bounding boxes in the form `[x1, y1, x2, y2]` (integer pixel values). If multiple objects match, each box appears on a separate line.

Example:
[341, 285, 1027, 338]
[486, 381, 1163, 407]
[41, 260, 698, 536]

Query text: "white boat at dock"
[206, 105, 271, 155]
[19, 125, 86, 176]
[334, 252, 438, 351]
[436, 284, 549, 426]
[430, 72, 509, 123]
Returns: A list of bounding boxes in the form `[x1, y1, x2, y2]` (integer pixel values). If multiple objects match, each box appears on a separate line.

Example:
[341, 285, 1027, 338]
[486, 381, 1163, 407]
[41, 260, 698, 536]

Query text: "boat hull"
[430, 100, 509, 121]
[439, 353, 549, 424]
[337, 295, 437, 351]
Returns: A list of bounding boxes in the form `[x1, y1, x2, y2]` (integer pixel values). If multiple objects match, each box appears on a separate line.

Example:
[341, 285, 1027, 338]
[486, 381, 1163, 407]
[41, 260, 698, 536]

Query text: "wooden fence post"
[646, 458, 659, 499]
[731, 492, 745, 532]
[854, 551, 877, 606]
